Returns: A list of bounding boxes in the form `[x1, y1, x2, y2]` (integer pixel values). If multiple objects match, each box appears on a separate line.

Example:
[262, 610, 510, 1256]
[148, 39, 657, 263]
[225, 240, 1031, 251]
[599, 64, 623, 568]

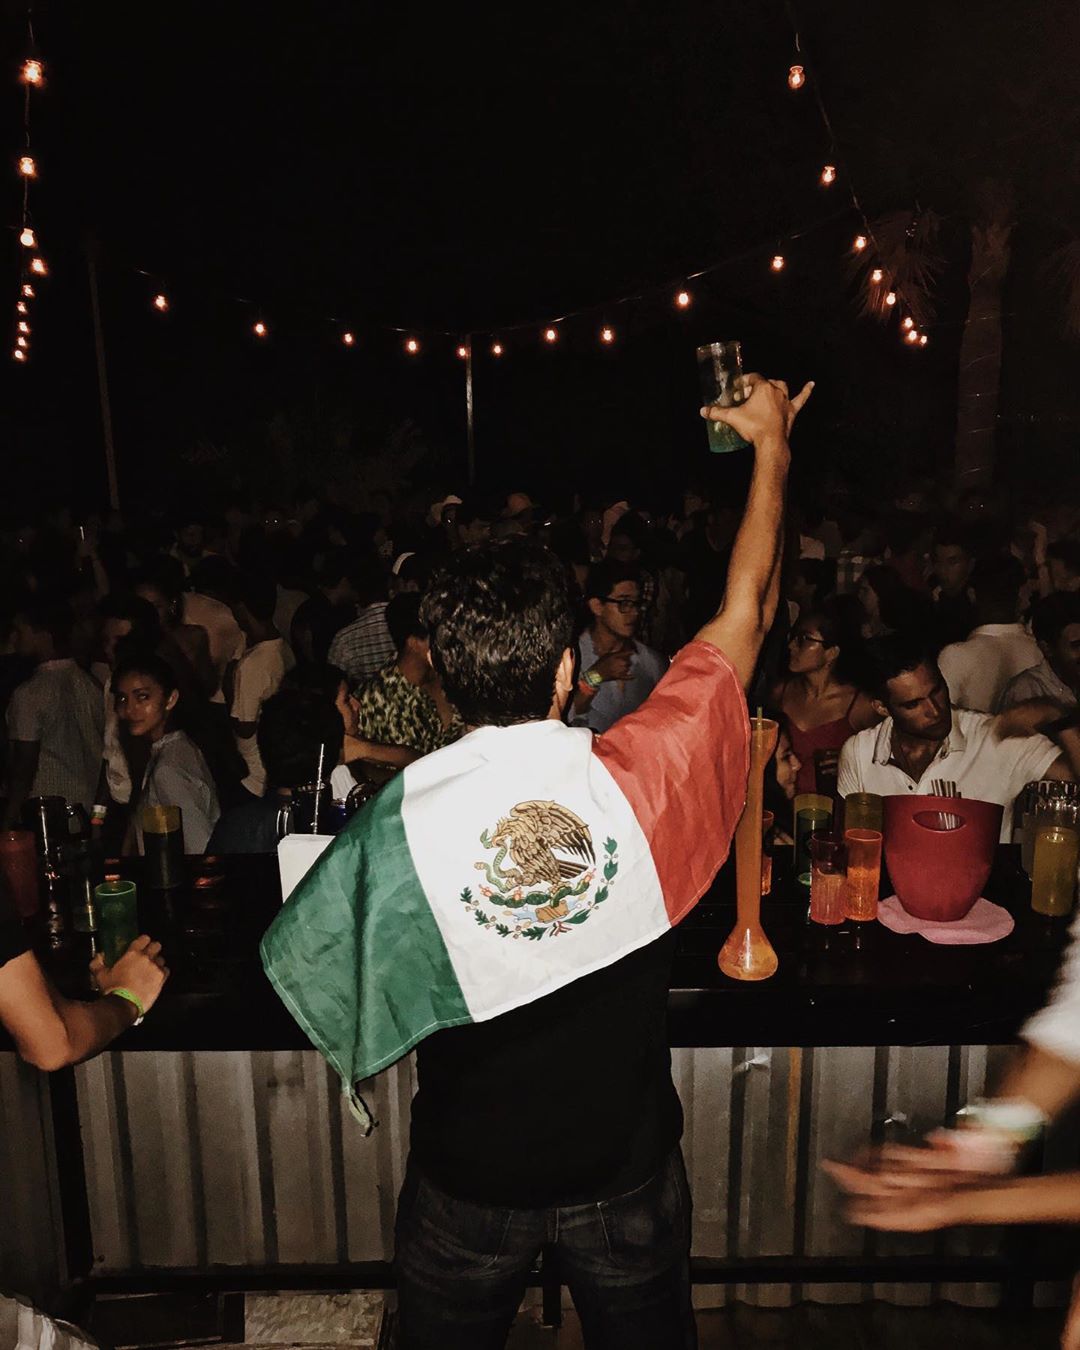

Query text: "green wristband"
[107, 987, 145, 1026]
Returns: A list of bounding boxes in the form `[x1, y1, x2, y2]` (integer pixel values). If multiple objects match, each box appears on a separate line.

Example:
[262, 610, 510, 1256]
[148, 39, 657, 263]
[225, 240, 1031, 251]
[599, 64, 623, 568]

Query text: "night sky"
[2, 1, 1078, 515]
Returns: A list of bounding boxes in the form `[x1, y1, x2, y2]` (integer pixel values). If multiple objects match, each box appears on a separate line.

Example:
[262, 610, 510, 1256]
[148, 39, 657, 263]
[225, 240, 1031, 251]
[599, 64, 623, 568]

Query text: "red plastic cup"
[0, 829, 40, 917]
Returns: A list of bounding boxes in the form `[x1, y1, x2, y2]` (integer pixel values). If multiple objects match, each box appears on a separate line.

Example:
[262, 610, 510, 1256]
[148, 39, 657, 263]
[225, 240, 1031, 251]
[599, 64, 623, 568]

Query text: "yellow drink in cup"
[1032, 826, 1079, 918]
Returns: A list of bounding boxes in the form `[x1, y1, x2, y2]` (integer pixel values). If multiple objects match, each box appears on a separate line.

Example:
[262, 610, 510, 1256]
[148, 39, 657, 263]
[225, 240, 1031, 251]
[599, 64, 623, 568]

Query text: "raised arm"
[695, 377, 813, 686]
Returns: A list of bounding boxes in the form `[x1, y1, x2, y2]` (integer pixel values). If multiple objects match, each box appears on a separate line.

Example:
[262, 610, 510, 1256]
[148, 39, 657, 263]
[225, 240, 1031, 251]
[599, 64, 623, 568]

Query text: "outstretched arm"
[695, 377, 813, 686]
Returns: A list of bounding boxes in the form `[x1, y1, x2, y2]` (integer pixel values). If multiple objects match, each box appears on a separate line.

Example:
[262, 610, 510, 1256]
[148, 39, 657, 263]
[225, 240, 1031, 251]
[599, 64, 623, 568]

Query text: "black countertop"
[16, 847, 1074, 1054]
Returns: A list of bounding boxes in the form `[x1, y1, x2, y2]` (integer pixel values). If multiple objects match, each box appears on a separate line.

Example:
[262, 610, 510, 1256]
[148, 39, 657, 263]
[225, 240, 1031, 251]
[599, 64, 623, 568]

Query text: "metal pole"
[86, 241, 120, 511]
[465, 335, 475, 487]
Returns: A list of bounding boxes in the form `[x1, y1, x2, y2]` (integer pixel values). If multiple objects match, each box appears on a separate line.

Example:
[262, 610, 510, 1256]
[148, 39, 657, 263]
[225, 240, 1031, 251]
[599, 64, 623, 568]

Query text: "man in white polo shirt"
[937, 556, 1040, 712]
[838, 633, 1073, 840]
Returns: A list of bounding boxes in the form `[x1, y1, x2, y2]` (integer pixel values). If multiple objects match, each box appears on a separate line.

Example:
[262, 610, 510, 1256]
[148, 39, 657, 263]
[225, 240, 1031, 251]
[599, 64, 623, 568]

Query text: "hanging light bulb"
[456, 344, 468, 358]
[21, 283, 34, 298]
[675, 290, 691, 309]
[543, 327, 558, 343]
[820, 164, 837, 186]
[405, 337, 420, 354]
[253, 320, 268, 337]
[13, 348, 26, 362]
[17, 321, 29, 334]
[600, 326, 615, 344]
[788, 64, 805, 90]
[771, 254, 786, 272]
[19, 227, 35, 248]
[16, 301, 27, 315]
[491, 341, 503, 356]
[30, 256, 46, 276]
[153, 293, 169, 312]
[885, 290, 897, 306]
[905, 328, 919, 344]
[871, 268, 884, 284]
[853, 235, 868, 252]
[16, 336, 28, 349]
[18, 155, 36, 178]
[919, 334, 929, 346]
[20, 59, 44, 87]
[901, 315, 914, 331]
[342, 331, 355, 346]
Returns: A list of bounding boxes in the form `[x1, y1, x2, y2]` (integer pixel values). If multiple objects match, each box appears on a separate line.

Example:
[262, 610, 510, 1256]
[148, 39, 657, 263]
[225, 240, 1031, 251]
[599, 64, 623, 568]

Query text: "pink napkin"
[878, 895, 1015, 945]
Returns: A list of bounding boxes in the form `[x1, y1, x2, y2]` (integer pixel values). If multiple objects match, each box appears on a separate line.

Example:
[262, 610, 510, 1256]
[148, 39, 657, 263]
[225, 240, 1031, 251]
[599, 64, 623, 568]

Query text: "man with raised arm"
[262, 376, 812, 1350]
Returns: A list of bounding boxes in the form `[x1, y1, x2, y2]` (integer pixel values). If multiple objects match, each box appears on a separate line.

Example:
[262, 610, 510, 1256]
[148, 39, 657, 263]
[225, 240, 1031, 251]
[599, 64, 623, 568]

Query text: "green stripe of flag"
[261, 772, 471, 1087]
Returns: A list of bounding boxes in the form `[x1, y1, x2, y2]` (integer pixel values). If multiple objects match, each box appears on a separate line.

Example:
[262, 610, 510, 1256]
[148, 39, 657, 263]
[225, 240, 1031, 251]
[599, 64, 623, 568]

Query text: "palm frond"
[848, 209, 946, 327]
[1043, 240, 1080, 339]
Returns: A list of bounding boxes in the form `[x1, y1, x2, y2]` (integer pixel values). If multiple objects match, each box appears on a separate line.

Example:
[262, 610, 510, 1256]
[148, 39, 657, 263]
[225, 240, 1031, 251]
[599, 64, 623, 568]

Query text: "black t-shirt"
[410, 932, 682, 1208]
[0, 874, 29, 971]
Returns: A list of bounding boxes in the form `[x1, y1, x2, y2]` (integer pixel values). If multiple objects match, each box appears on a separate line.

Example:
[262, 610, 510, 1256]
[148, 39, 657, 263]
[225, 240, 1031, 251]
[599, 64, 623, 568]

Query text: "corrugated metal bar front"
[0, 1053, 64, 1303]
[71, 1045, 1013, 1304]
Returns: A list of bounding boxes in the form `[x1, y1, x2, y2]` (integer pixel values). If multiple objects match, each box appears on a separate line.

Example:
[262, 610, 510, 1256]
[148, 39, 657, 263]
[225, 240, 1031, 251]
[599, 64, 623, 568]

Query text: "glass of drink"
[761, 810, 775, 896]
[0, 829, 39, 917]
[844, 828, 882, 921]
[697, 340, 750, 454]
[1032, 799, 1080, 917]
[843, 791, 883, 835]
[94, 879, 139, 966]
[794, 793, 833, 885]
[809, 832, 847, 925]
[141, 805, 185, 889]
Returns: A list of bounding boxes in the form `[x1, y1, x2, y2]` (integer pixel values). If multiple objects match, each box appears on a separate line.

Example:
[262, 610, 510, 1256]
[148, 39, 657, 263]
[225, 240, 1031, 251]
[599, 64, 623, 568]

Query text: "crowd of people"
[1, 480, 1079, 854]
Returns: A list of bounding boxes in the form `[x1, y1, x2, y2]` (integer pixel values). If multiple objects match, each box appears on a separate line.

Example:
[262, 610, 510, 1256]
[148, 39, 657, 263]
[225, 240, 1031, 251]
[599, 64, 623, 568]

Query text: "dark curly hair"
[421, 541, 575, 727]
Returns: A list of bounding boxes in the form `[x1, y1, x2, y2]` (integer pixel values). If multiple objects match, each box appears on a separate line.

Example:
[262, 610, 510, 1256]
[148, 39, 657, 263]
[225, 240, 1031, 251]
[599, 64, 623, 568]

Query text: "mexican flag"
[261, 641, 749, 1122]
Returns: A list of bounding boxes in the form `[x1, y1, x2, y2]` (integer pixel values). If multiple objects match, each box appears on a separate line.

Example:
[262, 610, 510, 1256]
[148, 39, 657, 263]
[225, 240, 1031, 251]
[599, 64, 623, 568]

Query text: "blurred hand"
[701, 374, 814, 447]
[1030, 519, 1049, 568]
[993, 698, 1064, 739]
[92, 935, 169, 1016]
[823, 1160, 969, 1232]
[590, 649, 634, 683]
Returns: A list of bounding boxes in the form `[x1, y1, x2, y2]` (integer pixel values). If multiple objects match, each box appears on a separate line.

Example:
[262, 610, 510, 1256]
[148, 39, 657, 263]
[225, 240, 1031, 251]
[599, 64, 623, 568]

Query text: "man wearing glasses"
[573, 559, 668, 732]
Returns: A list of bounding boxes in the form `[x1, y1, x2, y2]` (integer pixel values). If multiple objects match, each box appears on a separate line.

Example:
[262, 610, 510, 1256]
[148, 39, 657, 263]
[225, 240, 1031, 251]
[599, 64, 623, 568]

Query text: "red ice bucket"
[883, 795, 1002, 923]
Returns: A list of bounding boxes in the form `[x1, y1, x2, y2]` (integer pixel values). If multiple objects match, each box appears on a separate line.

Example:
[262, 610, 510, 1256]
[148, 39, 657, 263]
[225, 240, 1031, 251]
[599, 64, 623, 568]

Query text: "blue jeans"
[394, 1148, 696, 1350]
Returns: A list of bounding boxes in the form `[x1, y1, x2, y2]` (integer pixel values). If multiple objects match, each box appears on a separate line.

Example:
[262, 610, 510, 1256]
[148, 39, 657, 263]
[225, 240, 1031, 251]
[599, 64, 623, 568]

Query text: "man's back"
[938, 624, 1041, 712]
[7, 660, 104, 812]
[327, 602, 395, 688]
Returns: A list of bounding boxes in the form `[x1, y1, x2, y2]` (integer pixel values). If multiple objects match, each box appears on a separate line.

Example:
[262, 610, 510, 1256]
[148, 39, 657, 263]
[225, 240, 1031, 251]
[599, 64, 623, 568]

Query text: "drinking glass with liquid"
[1032, 821, 1079, 918]
[843, 829, 882, 922]
[809, 832, 847, 925]
[697, 341, 750, 454]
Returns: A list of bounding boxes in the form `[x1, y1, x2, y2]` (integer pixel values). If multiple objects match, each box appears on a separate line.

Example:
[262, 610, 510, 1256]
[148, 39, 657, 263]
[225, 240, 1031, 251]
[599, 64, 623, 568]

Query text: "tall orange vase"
[718, 715, 780, 981]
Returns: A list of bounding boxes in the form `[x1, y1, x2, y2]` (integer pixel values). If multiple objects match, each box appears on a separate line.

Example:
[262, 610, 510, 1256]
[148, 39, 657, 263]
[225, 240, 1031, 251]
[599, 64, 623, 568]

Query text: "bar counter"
[32, 845, 1068, 1053]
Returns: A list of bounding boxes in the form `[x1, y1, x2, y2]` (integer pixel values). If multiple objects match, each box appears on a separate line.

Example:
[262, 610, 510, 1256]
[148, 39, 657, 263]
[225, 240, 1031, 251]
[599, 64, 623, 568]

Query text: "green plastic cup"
[95, 879, 139, 967]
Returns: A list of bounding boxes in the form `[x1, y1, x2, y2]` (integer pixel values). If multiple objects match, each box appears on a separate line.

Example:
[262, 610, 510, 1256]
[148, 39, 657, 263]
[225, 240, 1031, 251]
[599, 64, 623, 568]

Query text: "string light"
[919, 334, 929, 346]
[905, 328, 919, 344]
[491, 341, 503, 356]
[253, 320, 267, 337]
[21, 284, 34, 298]
[342, 330, 355, 346]
[19, 227, 35, 248]
[543, 327, 558, 343]
[153, 293, 169, 312]
[20, 59, 44, 87]
[901, 315, 914, 331]
[820, 164, 836, 186]
[885, 290, 896, 307]
[788, 64, 805, 89]
[17, 321, 29, 334]
[16, 336, 28, 349]
[18, 156, 36, 178]
[600, 326, 615, 344]
[13, 348, 26, 362]
[30, 257, 46, 276]
[771, 254, 786, 272]
[853, 235, 868, 251]
[871, 268, 884, 283]
[16, 302, 27, 315]
[456, 344, 468, 358]
[405, 337, 420, 354]
[675, 290, 691, 309]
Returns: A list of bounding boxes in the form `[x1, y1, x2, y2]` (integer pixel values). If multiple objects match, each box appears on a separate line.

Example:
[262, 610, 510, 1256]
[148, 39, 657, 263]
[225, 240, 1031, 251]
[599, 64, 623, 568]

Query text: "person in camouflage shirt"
[354, 594, 462, 758]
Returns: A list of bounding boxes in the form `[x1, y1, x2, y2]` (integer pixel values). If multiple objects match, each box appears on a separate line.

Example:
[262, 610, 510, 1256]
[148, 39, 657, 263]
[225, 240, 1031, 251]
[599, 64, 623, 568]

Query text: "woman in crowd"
[135, 563, 216, 698]
[113, 651, 220, 854]
[773, 600, 879, 796]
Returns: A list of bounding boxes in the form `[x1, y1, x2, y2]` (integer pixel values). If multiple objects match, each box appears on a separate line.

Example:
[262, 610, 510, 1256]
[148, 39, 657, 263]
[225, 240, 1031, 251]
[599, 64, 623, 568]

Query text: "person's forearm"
[996, 1044, 1080, 1120]
[955, 1173, 1080, 1226]
[24, 986, 137, 1070]
[346, 737, 420, 768]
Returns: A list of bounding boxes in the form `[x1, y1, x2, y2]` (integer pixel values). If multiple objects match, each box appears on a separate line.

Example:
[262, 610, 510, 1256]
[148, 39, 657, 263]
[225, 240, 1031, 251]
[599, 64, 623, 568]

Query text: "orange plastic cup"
[844, 828, 882, 922]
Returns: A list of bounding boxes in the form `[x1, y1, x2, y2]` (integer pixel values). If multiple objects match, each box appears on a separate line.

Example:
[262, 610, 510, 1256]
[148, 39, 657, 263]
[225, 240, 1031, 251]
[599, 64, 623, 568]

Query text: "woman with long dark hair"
[113, 651, 220, 854]
[773, 600, 879, 796]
